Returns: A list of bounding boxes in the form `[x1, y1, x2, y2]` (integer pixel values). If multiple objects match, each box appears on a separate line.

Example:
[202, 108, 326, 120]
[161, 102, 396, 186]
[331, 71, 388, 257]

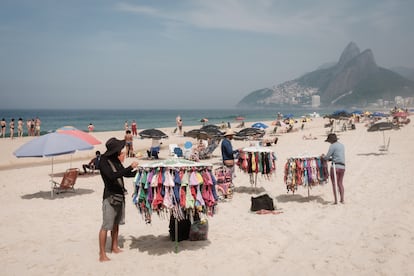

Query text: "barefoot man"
[98, 138, 138, 262]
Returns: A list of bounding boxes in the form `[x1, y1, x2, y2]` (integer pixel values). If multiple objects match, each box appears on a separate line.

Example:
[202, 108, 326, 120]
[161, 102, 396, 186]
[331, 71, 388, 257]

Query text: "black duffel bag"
[250, 194, 275, 211]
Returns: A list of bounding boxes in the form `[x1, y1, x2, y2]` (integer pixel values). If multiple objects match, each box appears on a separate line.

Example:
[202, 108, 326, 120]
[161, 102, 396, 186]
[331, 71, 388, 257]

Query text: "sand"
[1, 117, 413, 275]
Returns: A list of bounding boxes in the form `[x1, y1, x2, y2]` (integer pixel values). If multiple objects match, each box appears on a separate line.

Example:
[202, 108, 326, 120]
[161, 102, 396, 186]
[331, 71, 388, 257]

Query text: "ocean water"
[0, 108, 335, 135]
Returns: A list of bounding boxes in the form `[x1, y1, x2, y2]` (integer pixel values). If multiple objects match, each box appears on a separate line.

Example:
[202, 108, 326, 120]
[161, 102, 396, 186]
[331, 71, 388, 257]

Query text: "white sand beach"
[1, 117, 413, 275]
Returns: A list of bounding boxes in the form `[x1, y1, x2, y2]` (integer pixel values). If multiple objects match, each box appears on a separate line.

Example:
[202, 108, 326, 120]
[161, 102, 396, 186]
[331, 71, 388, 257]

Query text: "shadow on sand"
[21, 188, 94, 200]
[126, 234, 211, 255]
[233, 186, 266, 195]
[276, 194, 330, 205]
[357, 152, 388, 156]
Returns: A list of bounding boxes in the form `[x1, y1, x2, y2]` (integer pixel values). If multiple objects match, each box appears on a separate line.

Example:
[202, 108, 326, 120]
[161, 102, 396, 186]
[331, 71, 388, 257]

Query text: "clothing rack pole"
[174, 218, 178, 253]
[332, 162, 338, 202]
[254, 173, 258, 188]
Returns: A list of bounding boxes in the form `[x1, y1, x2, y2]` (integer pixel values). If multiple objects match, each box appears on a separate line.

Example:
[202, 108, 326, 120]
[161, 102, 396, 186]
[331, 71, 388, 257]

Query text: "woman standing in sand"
[176, 115, 183, 135]
[124, 120, 129, 131]
[131, 120, 137, 136]
[17, 118, 23, 137]
[322, 133, 345, 204]
[35, 117, 41, 136]
[1, 118, 6, 138]
[9, 118, 15, 139]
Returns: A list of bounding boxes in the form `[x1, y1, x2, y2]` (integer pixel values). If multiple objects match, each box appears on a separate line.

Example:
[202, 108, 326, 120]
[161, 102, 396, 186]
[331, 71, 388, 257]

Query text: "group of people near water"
[1, 117, 41, 139]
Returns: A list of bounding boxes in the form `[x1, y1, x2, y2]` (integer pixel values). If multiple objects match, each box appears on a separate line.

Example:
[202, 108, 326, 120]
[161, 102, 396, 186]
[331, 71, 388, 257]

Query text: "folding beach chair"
[51, 168, 79, 197]
[198, 140, 219, 160]
[169, 144, 178, 156]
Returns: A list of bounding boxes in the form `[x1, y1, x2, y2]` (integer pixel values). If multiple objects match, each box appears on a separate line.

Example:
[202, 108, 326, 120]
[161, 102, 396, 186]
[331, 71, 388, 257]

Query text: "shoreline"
[1, 114, 414, 275]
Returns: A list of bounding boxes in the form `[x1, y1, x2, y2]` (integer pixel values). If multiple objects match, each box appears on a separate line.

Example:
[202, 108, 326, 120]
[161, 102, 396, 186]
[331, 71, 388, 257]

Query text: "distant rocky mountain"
[238, 42, 414, 108]
[390, 66, 414, 82]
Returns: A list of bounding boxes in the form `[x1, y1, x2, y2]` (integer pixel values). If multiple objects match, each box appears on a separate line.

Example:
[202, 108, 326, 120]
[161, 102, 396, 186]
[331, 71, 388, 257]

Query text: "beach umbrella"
[235, 116, 245, 121]
[251, 122, 268, 129]
[14, 132, 93, 157]
[202, 129, 224, 138]
[139, 128, 168, 139]
[201, 124, 221, 131]
[13, 132, 94, 195]
[200, 125, 225, 137]
[56, 126, 101, 145]
[184, 141, 193, 149]
[184, 129, 211, 140]
[371, 112, 386, 118]
[367, 122, 399, 149]
[325, 110, 352, 119]
[393, 111, 408, 118]
[367, 122, 398, 132]
[56, 125, 77, 131]
[234, 127, 265, 140]
[351, 110, 363, 115]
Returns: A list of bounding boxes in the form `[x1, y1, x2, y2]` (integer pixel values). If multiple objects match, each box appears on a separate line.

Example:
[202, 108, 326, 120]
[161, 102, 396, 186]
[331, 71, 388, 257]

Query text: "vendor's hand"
[131, 161, 139, 169]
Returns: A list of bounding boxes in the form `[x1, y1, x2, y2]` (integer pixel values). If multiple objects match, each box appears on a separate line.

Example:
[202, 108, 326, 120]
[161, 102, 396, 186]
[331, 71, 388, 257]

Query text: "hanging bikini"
[283, 156, 329, 194]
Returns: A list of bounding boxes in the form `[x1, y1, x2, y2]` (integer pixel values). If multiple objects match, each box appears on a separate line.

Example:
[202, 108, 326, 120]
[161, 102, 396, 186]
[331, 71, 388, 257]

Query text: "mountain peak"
[237, 42, 414, 108]
[337, 42, 360, 66]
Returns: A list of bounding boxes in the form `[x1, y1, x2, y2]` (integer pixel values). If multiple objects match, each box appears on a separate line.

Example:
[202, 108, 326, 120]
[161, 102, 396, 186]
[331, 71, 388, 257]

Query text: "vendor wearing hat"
[221, 129, 239, 176]
[98, 137, 138, 262]
[322, 133, 345, 204]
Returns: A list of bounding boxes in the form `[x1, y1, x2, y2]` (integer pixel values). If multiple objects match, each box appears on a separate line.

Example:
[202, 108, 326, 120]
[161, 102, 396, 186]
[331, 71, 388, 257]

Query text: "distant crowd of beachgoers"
[1, 117, 41, 139]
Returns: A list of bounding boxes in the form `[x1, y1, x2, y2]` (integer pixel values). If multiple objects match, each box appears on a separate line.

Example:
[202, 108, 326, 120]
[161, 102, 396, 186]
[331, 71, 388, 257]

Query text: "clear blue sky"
[1, 0, 413, 109]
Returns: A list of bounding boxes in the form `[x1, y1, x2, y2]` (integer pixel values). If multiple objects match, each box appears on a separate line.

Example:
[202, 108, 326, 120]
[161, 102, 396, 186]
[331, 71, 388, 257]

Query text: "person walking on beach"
[88, 123, 95, 132]
[26, 119, 31, 136]
[322, 133, 345, 204]
[124, 130, 134, 157]
[30, 119, 35, 136]
[221, 129, 238, 178]
[35, 117, 41, 136]
[98, 138, 138, 262]
[124, 120, 129, 131]
[176, 115, 183, 135]
[9, 118, 15, 139]
[131, 120, 137, 136]
[17, 118, 23, 137]
[1, 118, 6, 138]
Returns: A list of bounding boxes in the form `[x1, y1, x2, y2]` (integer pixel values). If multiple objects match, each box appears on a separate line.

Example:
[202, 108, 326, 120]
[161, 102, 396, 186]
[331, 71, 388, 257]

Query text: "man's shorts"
[101, 198, 125, 231]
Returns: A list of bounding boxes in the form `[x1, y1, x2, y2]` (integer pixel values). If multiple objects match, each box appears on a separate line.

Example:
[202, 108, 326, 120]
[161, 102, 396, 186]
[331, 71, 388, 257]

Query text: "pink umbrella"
[56, 126, 101, 145]
[393, 111, 408, 118]
[235, 116, 245, 121]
